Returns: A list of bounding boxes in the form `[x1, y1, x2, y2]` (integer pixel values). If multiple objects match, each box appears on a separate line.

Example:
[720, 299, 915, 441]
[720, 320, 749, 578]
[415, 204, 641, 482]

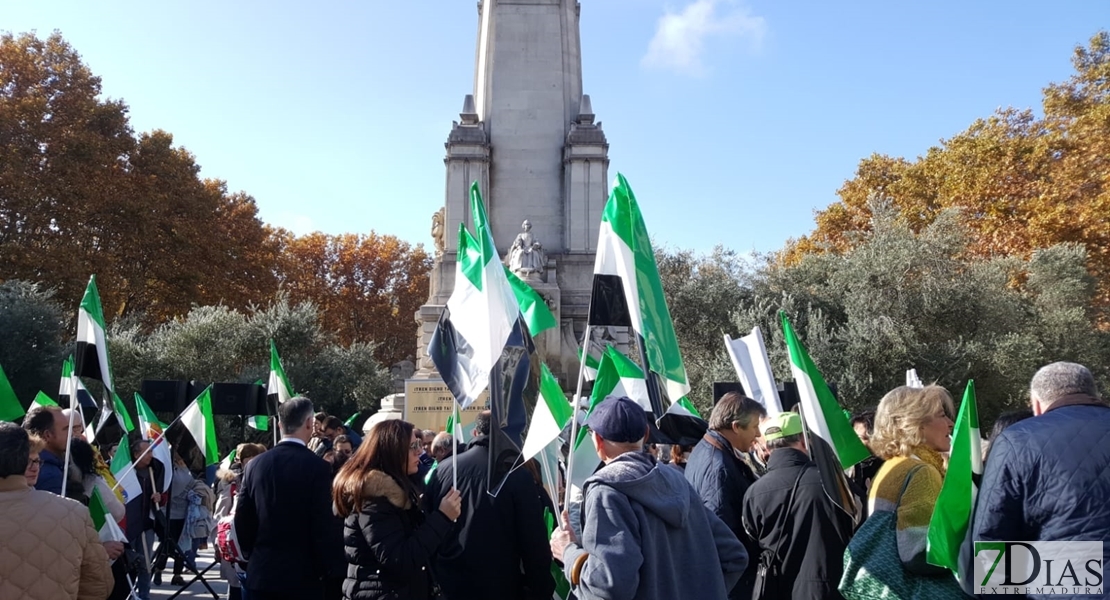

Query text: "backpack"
[214, 481, 246, 568]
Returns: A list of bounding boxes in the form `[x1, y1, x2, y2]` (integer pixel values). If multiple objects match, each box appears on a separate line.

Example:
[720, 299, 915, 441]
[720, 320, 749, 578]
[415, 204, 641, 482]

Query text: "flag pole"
[562, 325, 592, 527]
[452, 400, 459, 492]
[60, 389, 78, 497]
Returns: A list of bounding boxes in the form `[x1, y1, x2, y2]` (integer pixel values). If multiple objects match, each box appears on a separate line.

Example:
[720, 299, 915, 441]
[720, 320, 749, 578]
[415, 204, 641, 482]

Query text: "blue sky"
[5, 1, 1105, 255]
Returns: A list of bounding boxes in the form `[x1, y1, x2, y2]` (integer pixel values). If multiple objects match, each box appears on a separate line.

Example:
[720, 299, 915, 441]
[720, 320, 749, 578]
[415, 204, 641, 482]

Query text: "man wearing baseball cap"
[741, 412, 854, 600]
[549, 396, 748, 600]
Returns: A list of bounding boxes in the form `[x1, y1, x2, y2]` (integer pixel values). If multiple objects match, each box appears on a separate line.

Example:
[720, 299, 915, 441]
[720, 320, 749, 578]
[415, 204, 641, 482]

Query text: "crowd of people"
[1, 360, 1108, 600]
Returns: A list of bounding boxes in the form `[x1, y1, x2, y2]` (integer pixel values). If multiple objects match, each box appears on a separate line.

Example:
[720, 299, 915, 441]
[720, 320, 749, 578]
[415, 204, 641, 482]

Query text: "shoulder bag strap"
[702, 433, 757, 480]
[766, 467, 808, 561]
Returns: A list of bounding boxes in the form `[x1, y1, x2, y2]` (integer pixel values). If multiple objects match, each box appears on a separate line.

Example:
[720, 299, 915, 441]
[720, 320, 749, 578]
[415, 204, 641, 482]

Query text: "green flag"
[181, 386, 220, 465]
[592, 174, 689, 402]
[75, 275, 114, 392]
[110, 434, 142, 503]
[30, 391, 58, 411]
[111, 392, 134, 433]
[0, 363, 23, 422]
[268, 340, 294, 405]
[520, 363, 574, 461]
[90, 487, 126, 543]
[780, 311, 870, 469]
[927, 380, 982, 576]
[544, 508, 573, 600]
[504, 266, 557, 336]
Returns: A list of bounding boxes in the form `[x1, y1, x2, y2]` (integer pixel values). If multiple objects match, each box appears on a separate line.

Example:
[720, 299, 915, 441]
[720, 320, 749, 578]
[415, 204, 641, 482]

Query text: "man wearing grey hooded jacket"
[551, 397, 749, 600]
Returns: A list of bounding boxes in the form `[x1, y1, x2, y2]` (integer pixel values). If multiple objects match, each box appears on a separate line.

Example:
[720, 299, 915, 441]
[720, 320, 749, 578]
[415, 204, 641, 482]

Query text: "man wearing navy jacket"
[235, 397, 343, 600]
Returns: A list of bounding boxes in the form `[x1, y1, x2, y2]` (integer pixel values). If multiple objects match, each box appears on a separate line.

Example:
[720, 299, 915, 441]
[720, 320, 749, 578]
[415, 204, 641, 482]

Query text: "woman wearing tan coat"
[0, 422, 113, 600]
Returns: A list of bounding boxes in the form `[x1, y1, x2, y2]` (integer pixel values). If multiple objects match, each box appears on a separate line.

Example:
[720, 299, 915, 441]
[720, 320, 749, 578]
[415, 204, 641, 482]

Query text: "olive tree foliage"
[109, 295, 391, 449]
[0, 281, 67, 403]
[655, 246, 752, 414]
[663, 201, 1109, 425]
[764, 204, 1105, 420]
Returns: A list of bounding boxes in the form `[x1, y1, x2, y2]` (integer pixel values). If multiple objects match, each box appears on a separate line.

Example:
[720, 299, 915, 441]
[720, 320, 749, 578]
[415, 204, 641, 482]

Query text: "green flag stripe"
[539, 363, 573, 425]
[926, 379, 981, 573]
[111, 393, 134, 432]
[458, 224, 484, 291]
[79, 275, 107, 329]
[0, 363, 24, 422]
[600, 175, 688, 390]
[505, 266, 557, 336]
[780, 311, 870, 468]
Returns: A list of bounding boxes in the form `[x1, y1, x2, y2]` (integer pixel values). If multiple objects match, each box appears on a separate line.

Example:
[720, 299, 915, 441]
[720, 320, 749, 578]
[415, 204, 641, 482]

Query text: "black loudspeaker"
[779, 382, 800, 413]
[713, 381, 746, 405]
[140, 380, 189, 413]
[209, 382, 264, 416]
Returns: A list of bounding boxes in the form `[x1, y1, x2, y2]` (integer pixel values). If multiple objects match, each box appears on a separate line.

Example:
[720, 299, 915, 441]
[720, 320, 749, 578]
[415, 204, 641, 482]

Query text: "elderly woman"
[867, 385, 954, 575]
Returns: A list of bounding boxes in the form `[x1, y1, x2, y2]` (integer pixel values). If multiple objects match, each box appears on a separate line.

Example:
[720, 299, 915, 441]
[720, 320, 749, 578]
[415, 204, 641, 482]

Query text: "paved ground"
[148, 549, 230, 600]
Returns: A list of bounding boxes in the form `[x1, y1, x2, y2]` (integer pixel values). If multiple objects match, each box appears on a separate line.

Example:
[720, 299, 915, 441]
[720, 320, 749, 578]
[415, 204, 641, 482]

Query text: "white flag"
[724, 327, 783, 414]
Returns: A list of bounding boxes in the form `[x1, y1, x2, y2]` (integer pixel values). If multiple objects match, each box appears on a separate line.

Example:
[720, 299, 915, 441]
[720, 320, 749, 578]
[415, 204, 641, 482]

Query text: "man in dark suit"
[235, 396, 342, 600]
[423, 411, 555, 600]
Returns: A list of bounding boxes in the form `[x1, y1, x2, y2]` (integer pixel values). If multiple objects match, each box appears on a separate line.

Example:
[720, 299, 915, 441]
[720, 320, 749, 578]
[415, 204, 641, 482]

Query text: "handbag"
[752, 468, 807, 599]
[215, 481, 246, 568]
[838, 464, 966, 600]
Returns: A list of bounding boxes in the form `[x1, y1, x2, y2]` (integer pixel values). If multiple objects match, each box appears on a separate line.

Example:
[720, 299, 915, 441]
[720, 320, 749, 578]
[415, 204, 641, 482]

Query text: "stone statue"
[506, 220, 546, 280]
[431, 208, 445, 257]
[391, 358, 416, 392]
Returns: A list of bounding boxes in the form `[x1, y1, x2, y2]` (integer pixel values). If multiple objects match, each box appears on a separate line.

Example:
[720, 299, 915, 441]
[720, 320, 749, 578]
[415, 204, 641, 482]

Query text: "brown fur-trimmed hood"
[361, 470, 411, 509]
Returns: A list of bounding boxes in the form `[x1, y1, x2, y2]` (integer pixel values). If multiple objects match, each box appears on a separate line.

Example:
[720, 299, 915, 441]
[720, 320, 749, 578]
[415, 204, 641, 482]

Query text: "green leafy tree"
[0, 281, 66, 403]
[741, 202, 1110, 423]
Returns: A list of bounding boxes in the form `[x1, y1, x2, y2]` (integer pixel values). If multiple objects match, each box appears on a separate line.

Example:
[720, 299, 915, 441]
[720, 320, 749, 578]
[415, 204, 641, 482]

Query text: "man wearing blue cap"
[550, 396, 749, 600]
[741, 412, 853, 600]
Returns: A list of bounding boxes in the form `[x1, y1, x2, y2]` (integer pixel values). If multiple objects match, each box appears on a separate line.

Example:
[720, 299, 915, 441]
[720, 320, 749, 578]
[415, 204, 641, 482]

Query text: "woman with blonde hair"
[840, 385, 964, 599]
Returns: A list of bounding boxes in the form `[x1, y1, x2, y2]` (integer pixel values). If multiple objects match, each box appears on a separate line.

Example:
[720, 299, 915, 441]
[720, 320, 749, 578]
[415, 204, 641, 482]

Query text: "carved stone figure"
[506, 220, 545, 280]
[431, 208, 445, 257]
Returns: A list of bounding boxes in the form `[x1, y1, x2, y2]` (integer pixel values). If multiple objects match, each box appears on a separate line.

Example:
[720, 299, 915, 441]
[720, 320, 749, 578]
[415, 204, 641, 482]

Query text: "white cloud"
[273, 211, 317, 236]
[641, 0, 767, 76]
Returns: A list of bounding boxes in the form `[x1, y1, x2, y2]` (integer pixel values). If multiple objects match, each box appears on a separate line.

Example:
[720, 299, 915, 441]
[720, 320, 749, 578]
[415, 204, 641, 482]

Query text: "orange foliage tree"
[0, 32, 281, 323]
[282, 233, 431, 366]
[787, 32, 1110, 314]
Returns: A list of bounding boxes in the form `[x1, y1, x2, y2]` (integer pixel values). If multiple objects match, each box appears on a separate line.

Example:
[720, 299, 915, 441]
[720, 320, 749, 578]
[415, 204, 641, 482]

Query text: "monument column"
[415, 0, 611, 386]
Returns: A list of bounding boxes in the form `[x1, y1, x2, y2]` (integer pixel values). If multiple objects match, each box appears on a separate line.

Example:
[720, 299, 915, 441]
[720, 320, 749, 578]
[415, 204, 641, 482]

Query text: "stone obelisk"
[415, 0, 612, 386]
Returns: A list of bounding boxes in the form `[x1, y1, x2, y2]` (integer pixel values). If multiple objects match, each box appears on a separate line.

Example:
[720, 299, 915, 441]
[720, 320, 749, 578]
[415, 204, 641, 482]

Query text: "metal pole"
[561, 325, 592, 527]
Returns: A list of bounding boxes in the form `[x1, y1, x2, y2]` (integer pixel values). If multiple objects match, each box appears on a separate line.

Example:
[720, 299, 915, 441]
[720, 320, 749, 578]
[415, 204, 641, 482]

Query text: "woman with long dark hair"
[333, 420, 462, 600]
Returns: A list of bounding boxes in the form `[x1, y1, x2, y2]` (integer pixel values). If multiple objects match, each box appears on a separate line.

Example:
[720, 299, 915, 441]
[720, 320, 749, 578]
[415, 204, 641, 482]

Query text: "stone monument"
[414, 0, 611, 389]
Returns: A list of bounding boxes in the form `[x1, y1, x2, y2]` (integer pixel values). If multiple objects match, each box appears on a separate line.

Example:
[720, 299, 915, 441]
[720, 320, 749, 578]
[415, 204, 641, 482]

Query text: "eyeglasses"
[337, 449, 352, 456]
[409, 442, 422, 453]
[27, 458, 41, 467]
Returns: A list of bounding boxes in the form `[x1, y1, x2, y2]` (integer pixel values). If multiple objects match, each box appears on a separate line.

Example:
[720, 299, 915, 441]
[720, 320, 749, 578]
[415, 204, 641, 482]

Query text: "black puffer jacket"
[343, 470, 452, 600]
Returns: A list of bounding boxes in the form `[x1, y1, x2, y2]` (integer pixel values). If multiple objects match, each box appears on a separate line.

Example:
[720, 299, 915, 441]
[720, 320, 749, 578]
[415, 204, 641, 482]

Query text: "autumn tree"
[282, 233, 431, 366]
[787, 31, 1110, 316]
[0, 31, 134, 309]
[0, 31, 283, 324]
